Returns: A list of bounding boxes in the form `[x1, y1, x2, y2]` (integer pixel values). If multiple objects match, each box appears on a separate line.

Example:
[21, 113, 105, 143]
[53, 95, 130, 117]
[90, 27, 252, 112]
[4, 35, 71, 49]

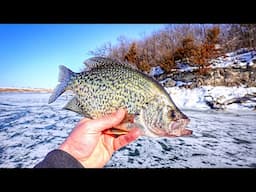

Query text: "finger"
[85, 108, 127, 132]
[113, 127, 141, 151]
[75, 117, 92, 127]
[78, 118, 92, 124]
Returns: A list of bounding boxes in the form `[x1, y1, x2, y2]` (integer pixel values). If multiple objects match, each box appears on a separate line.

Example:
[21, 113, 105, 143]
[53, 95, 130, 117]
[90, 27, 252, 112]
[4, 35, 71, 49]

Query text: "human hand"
[59, 108, 142, 168]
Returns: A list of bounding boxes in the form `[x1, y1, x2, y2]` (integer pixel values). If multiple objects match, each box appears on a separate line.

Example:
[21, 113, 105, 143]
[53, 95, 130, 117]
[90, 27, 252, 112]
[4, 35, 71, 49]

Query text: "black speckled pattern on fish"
[49, 57, 191, 137]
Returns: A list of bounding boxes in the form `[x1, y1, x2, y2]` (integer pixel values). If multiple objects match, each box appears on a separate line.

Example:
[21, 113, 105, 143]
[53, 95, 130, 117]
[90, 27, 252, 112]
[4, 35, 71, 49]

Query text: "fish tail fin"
[48, 65, 74, 104]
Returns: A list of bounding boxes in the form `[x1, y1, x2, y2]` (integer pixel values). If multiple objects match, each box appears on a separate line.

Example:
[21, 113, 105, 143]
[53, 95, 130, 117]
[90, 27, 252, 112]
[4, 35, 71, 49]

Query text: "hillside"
[153, 48, 256, 88]
[155, 48, 256, 111]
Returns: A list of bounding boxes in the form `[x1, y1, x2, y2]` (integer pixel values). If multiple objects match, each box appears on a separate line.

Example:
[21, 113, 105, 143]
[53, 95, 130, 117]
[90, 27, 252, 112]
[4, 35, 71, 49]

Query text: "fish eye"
[168, 110, 176, 119]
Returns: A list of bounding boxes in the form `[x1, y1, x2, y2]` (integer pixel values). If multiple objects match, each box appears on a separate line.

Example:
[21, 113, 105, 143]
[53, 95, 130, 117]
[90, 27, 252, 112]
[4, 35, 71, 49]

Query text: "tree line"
[89, 24, 256, 75]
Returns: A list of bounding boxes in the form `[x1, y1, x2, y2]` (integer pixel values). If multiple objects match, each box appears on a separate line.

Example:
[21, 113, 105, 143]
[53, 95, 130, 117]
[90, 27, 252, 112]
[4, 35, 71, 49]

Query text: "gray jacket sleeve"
[34, 149, 84, 168]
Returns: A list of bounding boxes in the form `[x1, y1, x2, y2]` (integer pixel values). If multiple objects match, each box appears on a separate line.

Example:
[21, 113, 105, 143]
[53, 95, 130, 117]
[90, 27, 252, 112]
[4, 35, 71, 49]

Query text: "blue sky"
[0, 24, 166, 89]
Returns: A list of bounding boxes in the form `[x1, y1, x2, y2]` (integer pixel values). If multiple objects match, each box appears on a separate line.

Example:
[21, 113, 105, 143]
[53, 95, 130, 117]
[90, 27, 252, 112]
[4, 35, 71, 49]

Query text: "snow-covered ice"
[0, 92, 80, 168]
[0, 91, 255, 168]
[106, 109, 256, 168]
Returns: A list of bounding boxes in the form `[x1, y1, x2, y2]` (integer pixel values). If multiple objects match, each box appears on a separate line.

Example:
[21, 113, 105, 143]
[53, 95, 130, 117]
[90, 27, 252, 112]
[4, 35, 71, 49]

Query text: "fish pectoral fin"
[103, 128, 129, 136]
[103, 112, 140, 136]
[103, 121, 139, 136]
[121, 112, 136, 123]
[103, 120, 134, 136]
[63, 97, 84, 115]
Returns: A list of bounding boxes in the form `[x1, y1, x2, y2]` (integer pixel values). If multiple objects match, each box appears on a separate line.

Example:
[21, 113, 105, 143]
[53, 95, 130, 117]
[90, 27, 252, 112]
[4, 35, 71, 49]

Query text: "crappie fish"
[49, 57, 192, 137]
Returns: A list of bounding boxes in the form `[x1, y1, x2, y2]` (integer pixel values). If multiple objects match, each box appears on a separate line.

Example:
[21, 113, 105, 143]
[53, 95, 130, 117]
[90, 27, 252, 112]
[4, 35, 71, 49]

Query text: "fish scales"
[69, 65, 156, 117]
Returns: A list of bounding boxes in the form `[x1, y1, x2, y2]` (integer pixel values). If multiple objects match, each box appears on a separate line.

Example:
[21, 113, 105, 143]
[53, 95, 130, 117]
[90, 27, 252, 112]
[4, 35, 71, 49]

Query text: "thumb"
[85, 108, 127, 132]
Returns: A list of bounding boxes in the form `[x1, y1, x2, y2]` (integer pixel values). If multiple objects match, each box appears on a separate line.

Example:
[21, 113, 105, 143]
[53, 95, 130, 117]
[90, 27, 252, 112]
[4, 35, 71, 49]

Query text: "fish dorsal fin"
[83, 57, 139, 71]
[63, 97, 90, 117]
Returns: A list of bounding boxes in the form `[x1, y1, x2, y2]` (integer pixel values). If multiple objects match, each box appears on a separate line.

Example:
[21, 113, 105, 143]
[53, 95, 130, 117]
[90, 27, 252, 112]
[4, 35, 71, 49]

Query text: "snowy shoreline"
[166, 86, 256, 112]
[0, 87, 52, 93]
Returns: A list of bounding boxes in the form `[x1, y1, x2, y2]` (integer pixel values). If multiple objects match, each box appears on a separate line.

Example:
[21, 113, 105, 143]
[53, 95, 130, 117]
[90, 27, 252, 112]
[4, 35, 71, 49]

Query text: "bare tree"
[88, 24, 255, 75]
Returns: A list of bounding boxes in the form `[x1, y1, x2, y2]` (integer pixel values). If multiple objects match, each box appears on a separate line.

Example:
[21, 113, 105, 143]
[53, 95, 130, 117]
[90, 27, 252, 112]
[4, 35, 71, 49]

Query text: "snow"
[176, 63, 197, 72]
[210, 49, 256, 69]
[0, 90, 256, 168]
[166, 86, 256, 111]
[106, 109, 256, 168]
[166, 86, 210, 110]
[0, 92, 81, 168]
[149, 66, 164, 77]
[166, 48, 256, 72]
[175, 81, 192, 87]
[158, 49, 256, 112]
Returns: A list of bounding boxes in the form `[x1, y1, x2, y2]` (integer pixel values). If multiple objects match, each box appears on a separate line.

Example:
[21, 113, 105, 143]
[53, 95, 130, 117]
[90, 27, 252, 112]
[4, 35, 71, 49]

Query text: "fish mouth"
[145, 118, 192, 137]
[170, 118, 189, 130]
[165, 118, 192, 137]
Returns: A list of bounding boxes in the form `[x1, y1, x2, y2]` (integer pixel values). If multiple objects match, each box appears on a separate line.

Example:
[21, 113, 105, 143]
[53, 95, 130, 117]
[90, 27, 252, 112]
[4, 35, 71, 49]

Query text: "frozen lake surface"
[0, 92, 255, 168]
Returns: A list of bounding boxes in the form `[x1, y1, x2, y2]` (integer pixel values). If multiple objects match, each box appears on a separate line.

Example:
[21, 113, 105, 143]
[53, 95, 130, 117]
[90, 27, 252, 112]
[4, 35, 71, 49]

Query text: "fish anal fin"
[63, 97, 85, 116]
